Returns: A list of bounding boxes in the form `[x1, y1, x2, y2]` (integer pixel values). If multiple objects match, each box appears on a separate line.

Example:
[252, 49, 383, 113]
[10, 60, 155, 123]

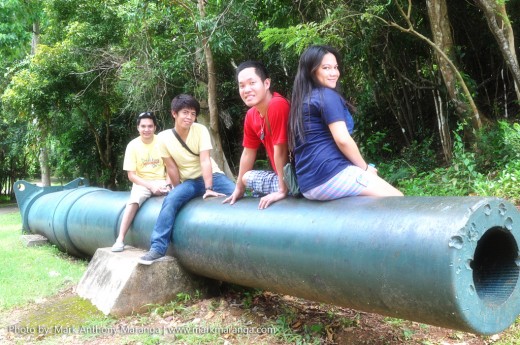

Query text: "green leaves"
[395, 121, 520, 202]
[260, 23, 323, 54]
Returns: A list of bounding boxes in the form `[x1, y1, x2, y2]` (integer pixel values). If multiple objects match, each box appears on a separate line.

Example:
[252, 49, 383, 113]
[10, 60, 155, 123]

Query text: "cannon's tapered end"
[14, 178, 89, 232]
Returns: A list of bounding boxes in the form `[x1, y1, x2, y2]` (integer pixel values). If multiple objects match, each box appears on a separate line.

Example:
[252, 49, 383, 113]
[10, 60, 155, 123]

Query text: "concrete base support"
[21, 234, 49, 247]
[76, 247, 207, 317]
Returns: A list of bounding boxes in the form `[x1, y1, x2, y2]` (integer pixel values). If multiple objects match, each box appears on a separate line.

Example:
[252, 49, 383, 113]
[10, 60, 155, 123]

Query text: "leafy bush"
[473, 159, 520, 204]
[396, 129, 484, 196]
[377, 137, 437, 185]
[359, 130, 393, 162]
[394, 121, 520, 203]
[475, 120, 520, 171]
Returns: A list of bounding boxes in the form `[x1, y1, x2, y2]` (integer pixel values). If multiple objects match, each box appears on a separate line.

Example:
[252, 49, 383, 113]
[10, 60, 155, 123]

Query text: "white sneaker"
[111, 241, 125, 252]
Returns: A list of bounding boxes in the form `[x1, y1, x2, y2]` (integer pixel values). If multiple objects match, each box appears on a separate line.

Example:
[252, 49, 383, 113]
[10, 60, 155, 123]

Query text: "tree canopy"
[1, 0, 519, 194]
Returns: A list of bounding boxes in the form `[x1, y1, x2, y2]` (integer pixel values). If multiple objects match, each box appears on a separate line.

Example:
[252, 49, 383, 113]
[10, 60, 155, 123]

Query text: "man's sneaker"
[138, 250, 164, 265]
[111, 240, 125, 252]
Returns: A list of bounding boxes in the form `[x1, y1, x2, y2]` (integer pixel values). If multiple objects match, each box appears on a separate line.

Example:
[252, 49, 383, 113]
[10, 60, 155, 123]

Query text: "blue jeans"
[149, 173, 235, 255]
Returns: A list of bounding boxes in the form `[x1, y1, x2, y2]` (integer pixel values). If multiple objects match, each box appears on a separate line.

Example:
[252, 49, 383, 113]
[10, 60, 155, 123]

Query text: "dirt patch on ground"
[0, 205, 18, 216]
[0, 284, 505, 345]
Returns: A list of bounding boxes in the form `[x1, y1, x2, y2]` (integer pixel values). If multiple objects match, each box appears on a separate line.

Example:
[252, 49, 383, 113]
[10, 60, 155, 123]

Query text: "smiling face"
[172, 107, 197, 131]
[137, 118, 156, 143]
[314, 52, 340, 89]
[237, 67, 271, 109]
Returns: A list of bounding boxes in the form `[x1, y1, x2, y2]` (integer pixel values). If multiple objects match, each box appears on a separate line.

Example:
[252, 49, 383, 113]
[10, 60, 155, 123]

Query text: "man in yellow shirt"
[139, 94, 235, 265]
[112, 112, 171, 252]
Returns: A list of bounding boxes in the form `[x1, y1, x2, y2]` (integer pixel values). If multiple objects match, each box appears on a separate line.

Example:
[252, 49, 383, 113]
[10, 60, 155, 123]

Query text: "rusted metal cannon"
[14, 178, 520, 335]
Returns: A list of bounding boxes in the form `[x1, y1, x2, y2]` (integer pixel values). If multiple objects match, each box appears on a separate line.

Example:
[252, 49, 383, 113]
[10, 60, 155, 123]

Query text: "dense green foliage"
[0, 0, 519, 202]
[385, 121, 520, 203]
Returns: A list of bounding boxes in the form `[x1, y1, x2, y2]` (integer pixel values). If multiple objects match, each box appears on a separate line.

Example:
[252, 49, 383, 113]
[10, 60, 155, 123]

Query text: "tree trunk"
[197, 0, 234, 179]
[425, 0, 481, 131]
[102, 105, 116, 189]
[78, 106, 116, 189]
[39, 144, 51, 186]
[32, 20, 51, 186]
[433, 87, 452, 162]
[387, 0, 482, 140]
[474, 0, 520, 103]
[31, 21, 39, 55]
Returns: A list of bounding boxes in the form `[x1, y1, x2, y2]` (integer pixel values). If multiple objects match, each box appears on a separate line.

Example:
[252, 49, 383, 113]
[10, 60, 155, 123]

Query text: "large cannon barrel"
[13, 179, 520, 335]
[14, 179, 165, 258]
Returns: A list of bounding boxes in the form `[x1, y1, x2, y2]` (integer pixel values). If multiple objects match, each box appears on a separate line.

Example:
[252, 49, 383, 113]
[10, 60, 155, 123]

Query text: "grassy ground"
[0, 211, 87, 310]
[1, 207, 520, 344]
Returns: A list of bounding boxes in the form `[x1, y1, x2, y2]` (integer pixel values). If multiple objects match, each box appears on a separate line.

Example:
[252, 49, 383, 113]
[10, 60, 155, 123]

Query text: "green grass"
[0, 195, 15, 203]
[0, 210, 87, 310]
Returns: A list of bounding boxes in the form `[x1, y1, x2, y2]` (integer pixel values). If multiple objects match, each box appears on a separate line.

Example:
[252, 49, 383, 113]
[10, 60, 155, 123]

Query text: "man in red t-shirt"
[223, 61, 290, 209]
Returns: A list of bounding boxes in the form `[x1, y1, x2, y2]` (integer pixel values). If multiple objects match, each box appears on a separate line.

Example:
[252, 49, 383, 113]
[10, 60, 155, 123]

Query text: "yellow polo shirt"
[123, 135, 166, 180]
[157, 123, 222, 182]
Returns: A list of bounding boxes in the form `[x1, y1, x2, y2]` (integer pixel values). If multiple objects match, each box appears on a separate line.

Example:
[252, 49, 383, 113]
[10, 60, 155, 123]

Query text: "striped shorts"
[303, 165, 372, 200]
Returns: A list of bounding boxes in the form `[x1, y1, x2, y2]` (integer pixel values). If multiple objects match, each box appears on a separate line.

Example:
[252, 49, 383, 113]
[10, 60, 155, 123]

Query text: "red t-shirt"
[242, 92, 290, 174]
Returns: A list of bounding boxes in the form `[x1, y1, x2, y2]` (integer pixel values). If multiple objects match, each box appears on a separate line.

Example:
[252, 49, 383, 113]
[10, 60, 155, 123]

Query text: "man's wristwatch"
[205, 186, 213, 191]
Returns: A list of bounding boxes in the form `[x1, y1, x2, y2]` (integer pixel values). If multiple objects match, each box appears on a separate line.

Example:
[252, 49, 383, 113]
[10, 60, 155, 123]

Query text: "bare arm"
[199, 150, 213, 188]
[127, 171, 168, 195]
[328, 121, 375, 173]
[162, 157, 181, 186]
[223, 147, 257, 205]
[272, 142, 288, 194]
[199, 150, 224, 198]
[257, 142, 289, 209]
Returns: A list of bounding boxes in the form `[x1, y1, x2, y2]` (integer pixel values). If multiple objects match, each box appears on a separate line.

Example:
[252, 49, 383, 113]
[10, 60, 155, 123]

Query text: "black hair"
[171, 94, 200, 115]
[289, 45, 350, 150]
[136, 112, 157, 126]
[236, 60, 270, 82]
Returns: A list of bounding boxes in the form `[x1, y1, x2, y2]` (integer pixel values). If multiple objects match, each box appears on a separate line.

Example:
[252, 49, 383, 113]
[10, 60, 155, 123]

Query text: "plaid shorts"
[244, 170, 279, 196]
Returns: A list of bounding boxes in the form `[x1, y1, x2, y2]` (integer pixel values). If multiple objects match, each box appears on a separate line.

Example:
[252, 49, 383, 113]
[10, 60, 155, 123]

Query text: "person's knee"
[161, 191, 180, 210]
[392, 189, 404, 197]
[381, 179, 403, 196]
[376, 183, 403, 197]
[242, 171, 251, 186]
[358, 176, 402, 197]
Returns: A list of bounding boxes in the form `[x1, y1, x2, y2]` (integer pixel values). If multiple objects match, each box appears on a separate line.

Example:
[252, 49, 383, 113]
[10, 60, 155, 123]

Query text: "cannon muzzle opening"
[472, 227, 519, 305]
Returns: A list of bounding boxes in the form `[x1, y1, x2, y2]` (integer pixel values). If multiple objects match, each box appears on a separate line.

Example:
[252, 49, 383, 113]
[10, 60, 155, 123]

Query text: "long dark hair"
[288, 45, 343, 151]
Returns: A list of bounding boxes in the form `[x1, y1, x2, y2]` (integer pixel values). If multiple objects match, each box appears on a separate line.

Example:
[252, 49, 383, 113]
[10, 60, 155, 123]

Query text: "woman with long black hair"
[289, 45, 403, 200]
